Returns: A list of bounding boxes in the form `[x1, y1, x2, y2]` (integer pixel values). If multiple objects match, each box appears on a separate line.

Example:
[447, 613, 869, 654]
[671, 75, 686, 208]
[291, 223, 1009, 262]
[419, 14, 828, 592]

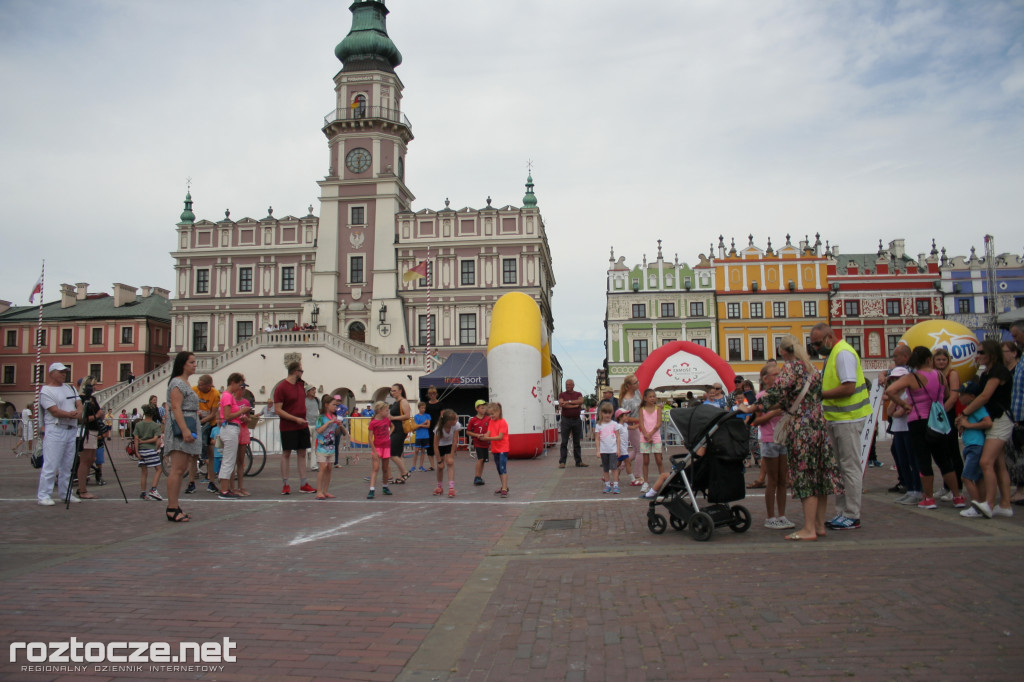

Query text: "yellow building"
[713, 235, 830, 377]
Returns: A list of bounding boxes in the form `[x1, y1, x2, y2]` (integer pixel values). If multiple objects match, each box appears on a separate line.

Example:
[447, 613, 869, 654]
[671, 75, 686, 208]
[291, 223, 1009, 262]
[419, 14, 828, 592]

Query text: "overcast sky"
[2, 0, 1022, 384]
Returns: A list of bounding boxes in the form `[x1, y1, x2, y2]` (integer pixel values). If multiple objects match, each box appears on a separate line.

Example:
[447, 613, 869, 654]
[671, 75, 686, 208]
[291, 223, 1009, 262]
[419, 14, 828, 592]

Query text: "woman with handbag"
[387, 383, 412, 484]
[164, 351, 202, 522]
[884, 346, 964, 510]
[755, 334, 842, 541]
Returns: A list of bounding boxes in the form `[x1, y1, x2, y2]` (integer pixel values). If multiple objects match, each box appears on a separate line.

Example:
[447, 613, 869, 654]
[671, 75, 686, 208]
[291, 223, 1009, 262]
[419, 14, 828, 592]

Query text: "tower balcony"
[322, 105, 413, 142]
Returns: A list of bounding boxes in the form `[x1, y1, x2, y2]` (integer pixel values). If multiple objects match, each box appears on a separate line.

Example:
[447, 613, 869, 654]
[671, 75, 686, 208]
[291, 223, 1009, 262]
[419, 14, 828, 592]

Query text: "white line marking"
[288, 512, 385, 546]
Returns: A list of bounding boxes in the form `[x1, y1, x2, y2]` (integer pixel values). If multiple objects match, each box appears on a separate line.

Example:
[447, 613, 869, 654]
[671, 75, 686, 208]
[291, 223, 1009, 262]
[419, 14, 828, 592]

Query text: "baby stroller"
[645, 404, 751, 541]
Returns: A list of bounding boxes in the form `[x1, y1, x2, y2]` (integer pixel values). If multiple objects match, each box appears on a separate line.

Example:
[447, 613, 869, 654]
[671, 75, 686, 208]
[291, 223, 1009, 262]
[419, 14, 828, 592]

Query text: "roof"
[834, 252, 917, 275]
[419, 352, 487, 389]
[0, 294, 171, 323]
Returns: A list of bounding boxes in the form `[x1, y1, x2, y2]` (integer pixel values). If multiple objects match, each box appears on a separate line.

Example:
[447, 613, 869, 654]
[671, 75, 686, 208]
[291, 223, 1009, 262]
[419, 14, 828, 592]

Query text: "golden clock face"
[346, 148, 371, 173]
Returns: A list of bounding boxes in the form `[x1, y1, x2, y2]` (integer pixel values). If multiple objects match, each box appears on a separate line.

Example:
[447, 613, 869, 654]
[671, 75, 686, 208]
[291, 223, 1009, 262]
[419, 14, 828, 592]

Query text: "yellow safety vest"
[821, 339, 871, 422]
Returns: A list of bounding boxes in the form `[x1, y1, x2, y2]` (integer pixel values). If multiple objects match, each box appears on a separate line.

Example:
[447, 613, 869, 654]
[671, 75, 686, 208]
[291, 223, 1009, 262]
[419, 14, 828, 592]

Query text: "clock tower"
[310, 0, 414, 350]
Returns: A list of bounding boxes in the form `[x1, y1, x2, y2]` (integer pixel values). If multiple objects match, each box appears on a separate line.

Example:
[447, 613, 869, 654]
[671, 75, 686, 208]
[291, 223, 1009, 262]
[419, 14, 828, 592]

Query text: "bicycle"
[244, 438, 266, 477]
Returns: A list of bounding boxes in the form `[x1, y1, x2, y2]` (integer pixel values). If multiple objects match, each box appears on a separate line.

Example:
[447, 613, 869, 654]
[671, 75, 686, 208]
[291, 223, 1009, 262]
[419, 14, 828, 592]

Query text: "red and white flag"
[403, 260, 429, 283]
[28, 277, 42, 304]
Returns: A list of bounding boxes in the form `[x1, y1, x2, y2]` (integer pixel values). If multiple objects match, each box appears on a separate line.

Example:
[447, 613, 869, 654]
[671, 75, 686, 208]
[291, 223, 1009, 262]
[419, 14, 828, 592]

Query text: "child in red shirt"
[467, 400, 491, 487]
[479, 402, 510, 498]
[367, 401, 392, 499]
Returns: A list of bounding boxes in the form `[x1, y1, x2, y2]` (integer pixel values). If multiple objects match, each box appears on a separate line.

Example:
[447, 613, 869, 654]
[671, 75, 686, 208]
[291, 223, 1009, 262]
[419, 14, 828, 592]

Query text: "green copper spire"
[522, 174, 537, 208]
[179, 191, 195, 224]
[335, 1, 402, 72]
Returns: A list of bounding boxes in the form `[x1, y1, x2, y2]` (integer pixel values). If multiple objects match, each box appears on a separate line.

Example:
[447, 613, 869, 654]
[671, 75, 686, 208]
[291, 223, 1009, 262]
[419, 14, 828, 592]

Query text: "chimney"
[0, 299, 11, 314]
[112, 283, 137, 308]
[140, 286, 153, 298]
[75, 283, 89, 300]
[888, 239, 905, 259]
[151, 287, 171, 300]
[61, 284, 77, 308]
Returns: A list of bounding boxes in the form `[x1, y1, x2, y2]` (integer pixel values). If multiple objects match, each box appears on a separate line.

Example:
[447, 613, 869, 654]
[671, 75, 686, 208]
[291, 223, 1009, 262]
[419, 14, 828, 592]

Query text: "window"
[957, 299, 970, 314]
[661, 302, 675, 318]
[350, 206, 365, 225]
[726, 303, 741, 319]
[196, 269, 210, 294]
[632, 304, 647, 319]
[239, 267, 253, 292]
[502, 259, 517, 284]
[119, 363, 132, 382]
[661, 338, 676, 346]
[691, 338, 707, 347]
[37, 329, 47, 347]
[847, 335, 862, 354]
[350, 256, 364, 284]
[192, 322, 208, 352]
[690, 301, 705, 317]
[280, 320, 296, 330]
[772, 302, 787, 318]
[844, 300, 860, 317]
[91, 328, 102, 345]
[1016, 296, 1024, 309]
[751, 338, 765, 361]
[121, 327, 133, 344]
[419, 262, 433, 287]
[915, 299, 930, 316]
[60, 328, 73, 345]
[2, 366, 14, 384]
[803, 301, 817, 318]
[750, 302, 763, 318]
[632, 339, 649, 362]
[352, 94, 366, 118]
[281, 267, 295, 291]
[886, 299, 901, 316]
[4, 330, 15, 347]
[89, 363, 102, 382]
[458, 314, 477, 345]
[33, 364, 44, 383]
[417, 315, 436, 346]
[727, 338, 742, 362]
[460, 261, 475, 286]
[237, 321, 253, 343]
[888, 335, 902, 354]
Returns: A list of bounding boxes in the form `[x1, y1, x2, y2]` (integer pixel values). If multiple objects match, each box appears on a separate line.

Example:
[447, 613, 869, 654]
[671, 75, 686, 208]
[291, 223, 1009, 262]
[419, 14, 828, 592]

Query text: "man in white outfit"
[36, 362, 83, 506]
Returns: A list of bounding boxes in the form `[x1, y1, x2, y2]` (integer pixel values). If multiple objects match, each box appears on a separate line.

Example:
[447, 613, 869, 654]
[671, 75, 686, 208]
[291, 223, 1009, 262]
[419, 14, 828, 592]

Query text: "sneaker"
[640, 482, 650, 493]
[218, 490, 240, 500]
[500, 489, 509, 498]
[960, 506, 983, 518]
[184, 482, 196, 495]
[917, 498, 938, 509]
[37, 498, 55, 506]
[207, 482, 219, 494]
[992, 505, 1014, 518]
[473, 477, 485, 486]
[448, 488, 456, 498]
[604, 482, 612, 494]
[612, 484, 621, 494]
[897, 492, 923, 505]
[764, 517, 780, 529]
[888, 484, 907, 494]
[971, 500, 993, 518]
[558, 463, 566, 469]
[938, 488, 954, 503]
[952, 496, 967, 508]
[433, 486, 443, 495]
[825, 515, 859, 530]
[148, 488, 163, 501]
[139, 491, 149, 500]
[367, 489, 375, 499]
[644, 489, 658, 499]
[68, 495, 81, 504]
[777, 516, 796, 529]
[382, 486, 392, 496]
[282, 484, 291, 495]
[299, 483, 317, 494]
[418, 466, 428, 472]
[576, 462, 590, 468]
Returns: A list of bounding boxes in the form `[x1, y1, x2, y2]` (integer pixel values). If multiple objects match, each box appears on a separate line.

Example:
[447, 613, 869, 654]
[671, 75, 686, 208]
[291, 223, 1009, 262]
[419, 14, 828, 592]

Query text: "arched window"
[353, 94, 366, 119]
[348, 321, 366, 343]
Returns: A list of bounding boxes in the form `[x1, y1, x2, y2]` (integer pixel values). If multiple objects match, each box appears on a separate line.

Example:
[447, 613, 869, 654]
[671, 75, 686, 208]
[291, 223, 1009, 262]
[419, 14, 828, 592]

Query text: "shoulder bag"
[773, 376, 812, 445]
[911, 373, 950, 445]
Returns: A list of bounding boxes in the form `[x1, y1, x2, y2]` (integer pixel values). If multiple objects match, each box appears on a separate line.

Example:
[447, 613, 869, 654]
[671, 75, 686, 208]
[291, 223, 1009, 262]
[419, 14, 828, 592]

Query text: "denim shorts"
[759, 442, 786, 459]
[961, 443, 983, 482]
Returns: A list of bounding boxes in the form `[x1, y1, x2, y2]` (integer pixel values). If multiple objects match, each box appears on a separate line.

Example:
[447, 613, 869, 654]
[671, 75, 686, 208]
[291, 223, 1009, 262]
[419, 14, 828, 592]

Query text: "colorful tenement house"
[0, 284, 170, 409]
[939, 245, 1024, 341]
[603, 241, 716, 392]
[713, 234, 830, 377]
[825, 239, 942, 373]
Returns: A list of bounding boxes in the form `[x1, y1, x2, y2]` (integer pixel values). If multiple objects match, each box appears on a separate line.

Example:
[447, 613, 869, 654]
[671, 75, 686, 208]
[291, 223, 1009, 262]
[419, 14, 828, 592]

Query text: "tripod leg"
[100, 435, 129, 504]
[64, 450, 80, 509]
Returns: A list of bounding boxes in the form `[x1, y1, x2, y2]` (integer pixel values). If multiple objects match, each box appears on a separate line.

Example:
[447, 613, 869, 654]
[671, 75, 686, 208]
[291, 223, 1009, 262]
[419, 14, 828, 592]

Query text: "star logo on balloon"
[927, 327, 957, 348]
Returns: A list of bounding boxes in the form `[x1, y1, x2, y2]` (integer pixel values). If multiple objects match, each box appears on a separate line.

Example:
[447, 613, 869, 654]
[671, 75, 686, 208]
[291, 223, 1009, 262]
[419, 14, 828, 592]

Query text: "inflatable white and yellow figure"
[487, 292, 544, 458]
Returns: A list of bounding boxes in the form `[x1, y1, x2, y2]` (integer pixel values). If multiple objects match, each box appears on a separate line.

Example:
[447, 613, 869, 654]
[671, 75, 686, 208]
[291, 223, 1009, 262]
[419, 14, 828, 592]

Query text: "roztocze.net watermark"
[10, 637, 236, 673]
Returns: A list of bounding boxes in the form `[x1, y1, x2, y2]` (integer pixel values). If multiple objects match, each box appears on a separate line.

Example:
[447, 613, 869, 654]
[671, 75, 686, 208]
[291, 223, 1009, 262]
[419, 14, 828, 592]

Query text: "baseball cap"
[959, 381, 981, 397]
[733, 375, 744, 383]
[614, 408, 630, 419]
[475, 399, 488, 408]
[48, 362, 68, 372]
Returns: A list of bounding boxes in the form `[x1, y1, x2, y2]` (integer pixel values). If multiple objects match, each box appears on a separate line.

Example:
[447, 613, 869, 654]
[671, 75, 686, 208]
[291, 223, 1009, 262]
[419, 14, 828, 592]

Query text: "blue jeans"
[892, 430, 921, 492]
[493, 451, 508, 476]
[559, 417, 583, 464]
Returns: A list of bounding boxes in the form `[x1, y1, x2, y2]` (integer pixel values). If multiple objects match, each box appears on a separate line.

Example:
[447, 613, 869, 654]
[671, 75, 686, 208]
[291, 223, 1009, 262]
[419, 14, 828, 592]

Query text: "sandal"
[77, 491, 98, 499]
[746, 481, 766, 489]
[389, 477, 406, 485]
[165, 507, 190, 523]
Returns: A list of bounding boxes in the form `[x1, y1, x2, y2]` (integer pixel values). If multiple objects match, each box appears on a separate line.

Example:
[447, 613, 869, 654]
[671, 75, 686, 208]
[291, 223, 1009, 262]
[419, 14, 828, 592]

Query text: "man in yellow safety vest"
[810, 323, 872, 530]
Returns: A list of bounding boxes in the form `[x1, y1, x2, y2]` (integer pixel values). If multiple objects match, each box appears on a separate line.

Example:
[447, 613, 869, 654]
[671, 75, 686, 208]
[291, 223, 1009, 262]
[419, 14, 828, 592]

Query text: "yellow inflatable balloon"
[898, 320, 978, 385]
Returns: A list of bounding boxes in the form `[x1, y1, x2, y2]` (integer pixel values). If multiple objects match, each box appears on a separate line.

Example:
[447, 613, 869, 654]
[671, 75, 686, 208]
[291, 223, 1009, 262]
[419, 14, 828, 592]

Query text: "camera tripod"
[63, 430, 128, 509]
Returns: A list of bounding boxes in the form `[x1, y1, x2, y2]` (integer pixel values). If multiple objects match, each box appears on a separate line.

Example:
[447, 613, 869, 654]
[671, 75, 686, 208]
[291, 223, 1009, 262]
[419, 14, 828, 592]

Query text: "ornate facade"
[940, 243, 1024, 340]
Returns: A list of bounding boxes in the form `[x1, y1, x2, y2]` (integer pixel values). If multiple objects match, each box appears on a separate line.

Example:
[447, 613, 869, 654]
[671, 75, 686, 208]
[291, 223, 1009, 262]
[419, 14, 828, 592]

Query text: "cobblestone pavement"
[1, 434, 1021, 681]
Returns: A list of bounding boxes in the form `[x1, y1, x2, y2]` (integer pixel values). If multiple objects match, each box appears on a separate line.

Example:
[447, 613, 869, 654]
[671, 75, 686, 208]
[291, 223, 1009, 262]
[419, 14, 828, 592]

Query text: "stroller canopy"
[669, 404, 749, 462]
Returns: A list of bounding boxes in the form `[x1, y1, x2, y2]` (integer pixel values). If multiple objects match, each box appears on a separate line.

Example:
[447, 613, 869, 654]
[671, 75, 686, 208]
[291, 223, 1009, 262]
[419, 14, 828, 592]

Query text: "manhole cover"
[533, 518, 581, 531]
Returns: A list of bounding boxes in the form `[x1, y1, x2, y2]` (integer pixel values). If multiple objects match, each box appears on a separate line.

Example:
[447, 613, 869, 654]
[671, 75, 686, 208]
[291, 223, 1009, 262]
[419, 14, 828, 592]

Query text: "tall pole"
[33, 260, 44, 443]
[426, 244, 433, 373]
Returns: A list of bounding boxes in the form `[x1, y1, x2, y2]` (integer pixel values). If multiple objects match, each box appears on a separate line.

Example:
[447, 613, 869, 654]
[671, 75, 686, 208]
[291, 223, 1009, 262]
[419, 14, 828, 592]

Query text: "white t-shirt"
[595, 421, 618, 454]
[888, 366, 909, 432]
[835, 349, 860, 384]
[39, 384, 79, 429]
[618, 422, 630, 457]
[438, 422, 463, 447]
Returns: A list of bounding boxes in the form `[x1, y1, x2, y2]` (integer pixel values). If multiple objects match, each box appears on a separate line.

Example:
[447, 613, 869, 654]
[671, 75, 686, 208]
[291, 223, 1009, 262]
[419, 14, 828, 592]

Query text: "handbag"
[773, 377, 812, 445]
[403, 418, 417, 434]
[171, 415, 198, 440]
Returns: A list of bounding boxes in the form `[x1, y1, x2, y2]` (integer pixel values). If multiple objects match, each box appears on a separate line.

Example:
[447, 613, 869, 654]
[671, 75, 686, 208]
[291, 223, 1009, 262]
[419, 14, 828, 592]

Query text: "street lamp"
[311, 304, 320, 327]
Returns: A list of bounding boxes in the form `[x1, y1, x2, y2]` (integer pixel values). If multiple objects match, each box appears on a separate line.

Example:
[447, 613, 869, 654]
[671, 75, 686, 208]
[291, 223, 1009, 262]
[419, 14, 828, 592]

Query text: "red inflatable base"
[508, 432, 544, 459]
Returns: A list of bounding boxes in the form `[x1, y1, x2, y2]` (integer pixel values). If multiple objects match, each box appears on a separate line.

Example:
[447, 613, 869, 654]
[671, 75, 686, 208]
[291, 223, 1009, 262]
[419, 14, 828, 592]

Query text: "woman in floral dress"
[756, 334, 843, 540]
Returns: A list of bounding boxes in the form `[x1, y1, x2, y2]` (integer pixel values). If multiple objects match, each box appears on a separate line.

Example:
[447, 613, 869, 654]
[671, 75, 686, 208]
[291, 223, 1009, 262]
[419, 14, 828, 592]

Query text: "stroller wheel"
[729, 505, 752, 533]
[647, 513, 668, 535]
[669, 515, 686, 531]
[689, 512, 714, 541]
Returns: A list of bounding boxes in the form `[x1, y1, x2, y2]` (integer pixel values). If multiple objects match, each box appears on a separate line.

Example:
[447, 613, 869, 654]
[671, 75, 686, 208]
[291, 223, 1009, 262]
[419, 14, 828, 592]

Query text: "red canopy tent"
[634, 341, 736, 393]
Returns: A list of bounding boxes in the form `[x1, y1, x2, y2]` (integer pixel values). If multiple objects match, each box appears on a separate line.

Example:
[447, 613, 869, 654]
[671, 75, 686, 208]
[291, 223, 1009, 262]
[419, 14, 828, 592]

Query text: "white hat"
[47, 362, 68, 372]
